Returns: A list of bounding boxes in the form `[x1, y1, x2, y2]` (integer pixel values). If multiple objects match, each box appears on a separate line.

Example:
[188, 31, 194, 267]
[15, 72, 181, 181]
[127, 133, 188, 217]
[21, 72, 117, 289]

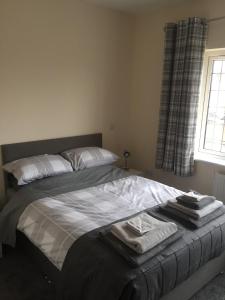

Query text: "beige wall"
[1, 0, 225, 203]
[0, 0, 133, 201]
[129, 0, 225, 194]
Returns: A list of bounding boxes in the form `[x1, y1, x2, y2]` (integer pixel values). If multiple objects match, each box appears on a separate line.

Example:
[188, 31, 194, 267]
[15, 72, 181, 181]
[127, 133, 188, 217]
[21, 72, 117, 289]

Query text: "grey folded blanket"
[167, 199, 222, 220]
[160, 205, 225, 229]
[99, 228, 183, 267]
[177, 196, 214, 210]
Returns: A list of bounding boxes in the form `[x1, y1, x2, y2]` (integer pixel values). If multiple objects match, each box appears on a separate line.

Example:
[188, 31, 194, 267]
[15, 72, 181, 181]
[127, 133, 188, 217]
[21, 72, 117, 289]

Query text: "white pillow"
[3, 154, 73, 185]
[61, 147, 119, 171]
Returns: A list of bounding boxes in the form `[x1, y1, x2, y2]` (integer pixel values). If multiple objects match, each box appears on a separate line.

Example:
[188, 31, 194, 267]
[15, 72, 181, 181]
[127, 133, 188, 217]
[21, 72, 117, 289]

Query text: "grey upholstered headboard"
[1, 133, 102, 190]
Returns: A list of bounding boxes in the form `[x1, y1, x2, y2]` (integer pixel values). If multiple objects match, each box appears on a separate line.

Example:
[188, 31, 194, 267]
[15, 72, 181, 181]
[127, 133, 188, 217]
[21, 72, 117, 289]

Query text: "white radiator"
[213, 173, 225, 202]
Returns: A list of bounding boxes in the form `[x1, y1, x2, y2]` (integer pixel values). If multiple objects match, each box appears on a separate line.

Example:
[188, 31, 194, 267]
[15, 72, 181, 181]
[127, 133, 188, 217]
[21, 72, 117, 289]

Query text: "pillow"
[61, 147, 119, 171]
[3, 154, 73, 185]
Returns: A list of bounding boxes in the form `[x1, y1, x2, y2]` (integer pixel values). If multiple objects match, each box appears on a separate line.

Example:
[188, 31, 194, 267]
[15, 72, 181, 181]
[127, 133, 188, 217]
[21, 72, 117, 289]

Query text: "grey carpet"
[0, 247, 225, 300]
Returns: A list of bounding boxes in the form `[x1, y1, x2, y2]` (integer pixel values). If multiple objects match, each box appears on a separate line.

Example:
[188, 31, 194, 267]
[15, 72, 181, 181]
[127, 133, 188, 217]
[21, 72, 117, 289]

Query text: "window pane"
[209, 91, 218, 107]
[205, 121, 214, 140]
[218, 91, 225, 107]
[222, 131, 225, 152]
[214, 124, 223, 140]
[215, 110, 225, 122]
[213, 60, 222, 73]
[220, 74, 225, 90]
[204, 141, 213, 150]
[222, 61, 225, 73]
[202, 55, 225, 156]
[211, 74, 220, 90]
[213, 143, 222, 151]
[207, 106, 216, 121]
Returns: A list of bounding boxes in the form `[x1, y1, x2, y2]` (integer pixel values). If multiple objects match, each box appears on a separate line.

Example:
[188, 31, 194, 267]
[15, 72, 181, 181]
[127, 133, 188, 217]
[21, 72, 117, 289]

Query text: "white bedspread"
[17, 176, 182, 270]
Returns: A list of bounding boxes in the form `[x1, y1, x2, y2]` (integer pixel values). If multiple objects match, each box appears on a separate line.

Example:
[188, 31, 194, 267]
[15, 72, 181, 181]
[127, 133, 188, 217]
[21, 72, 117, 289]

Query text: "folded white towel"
[168, 199, 223, 219]
[111, 213, 177, 254]
[127, 213, 158, 236]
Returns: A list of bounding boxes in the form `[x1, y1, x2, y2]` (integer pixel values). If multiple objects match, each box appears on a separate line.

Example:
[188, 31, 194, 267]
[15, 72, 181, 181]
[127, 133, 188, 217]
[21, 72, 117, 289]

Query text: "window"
[196, 49, 225, 164]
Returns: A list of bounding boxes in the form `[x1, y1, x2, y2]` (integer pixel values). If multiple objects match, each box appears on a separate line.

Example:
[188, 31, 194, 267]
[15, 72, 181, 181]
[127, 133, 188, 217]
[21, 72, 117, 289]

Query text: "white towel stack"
[168, 199, 222, 219]
[111, 213, 177, 254]
[167, 192, 222, 220]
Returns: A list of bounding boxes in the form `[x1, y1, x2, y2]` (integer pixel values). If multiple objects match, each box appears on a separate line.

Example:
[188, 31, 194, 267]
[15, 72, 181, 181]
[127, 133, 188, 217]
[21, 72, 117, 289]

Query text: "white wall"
[1, 0, 225, 204]
[0, 0, 134, 202]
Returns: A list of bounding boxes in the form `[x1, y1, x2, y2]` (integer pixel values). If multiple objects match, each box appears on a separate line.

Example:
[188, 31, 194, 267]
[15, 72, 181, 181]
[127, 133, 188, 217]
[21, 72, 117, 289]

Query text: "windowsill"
[194, 152, 225, 167]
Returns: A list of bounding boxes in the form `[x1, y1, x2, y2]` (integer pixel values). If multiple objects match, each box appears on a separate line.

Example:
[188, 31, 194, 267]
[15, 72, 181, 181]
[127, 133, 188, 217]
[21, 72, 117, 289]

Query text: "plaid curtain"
[155, 17, 208, 176]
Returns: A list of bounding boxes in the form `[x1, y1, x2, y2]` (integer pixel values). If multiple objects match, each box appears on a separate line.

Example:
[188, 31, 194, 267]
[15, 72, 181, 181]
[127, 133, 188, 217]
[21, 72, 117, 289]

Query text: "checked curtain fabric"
[155, 17, 208, 176]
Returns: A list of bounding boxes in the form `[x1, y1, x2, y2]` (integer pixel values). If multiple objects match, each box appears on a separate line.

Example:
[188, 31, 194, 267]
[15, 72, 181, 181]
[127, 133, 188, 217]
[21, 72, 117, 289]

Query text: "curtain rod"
[163, 16, 225, 30]
[208, 16, 225, 23]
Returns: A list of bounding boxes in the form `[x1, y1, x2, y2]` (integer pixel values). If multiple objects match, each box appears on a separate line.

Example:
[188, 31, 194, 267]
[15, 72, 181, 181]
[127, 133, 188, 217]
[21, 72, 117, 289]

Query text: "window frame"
[195, 49, 225, 162]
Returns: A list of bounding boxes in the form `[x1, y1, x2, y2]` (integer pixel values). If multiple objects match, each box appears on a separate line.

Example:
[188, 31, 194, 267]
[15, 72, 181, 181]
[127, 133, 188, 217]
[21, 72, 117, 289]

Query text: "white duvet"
[17, 176, 182, 270]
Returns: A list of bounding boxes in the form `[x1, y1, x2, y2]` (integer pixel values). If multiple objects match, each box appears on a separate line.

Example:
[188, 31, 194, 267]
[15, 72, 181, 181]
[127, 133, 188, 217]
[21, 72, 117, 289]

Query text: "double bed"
[1, 133, 225, 300]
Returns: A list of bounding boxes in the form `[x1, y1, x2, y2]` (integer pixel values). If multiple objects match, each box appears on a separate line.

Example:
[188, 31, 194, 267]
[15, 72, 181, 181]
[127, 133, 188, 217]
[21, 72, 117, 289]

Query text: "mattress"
[1, 165, 225, 300]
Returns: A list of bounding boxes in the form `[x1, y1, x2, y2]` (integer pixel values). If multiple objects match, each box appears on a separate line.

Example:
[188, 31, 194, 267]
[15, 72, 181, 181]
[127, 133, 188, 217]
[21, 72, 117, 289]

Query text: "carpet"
[0, 247, 225, 300]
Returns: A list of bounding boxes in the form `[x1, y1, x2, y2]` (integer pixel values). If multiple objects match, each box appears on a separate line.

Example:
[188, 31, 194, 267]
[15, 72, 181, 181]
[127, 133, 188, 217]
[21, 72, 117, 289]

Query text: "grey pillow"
[61, 147, 119, 171]
[3, 154, 73, 185]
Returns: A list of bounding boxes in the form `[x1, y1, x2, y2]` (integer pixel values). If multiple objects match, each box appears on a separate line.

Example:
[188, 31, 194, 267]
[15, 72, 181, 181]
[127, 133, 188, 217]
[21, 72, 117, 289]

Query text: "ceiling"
[85, 0, 190, 13]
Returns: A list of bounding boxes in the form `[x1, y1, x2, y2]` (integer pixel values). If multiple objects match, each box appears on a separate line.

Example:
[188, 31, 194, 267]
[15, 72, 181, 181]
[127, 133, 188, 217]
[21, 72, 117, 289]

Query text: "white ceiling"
[85, 0, 190, 13]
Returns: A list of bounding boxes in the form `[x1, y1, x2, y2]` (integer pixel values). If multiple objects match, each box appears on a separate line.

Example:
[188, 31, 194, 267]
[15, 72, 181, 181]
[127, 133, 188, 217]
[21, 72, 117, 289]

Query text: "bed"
[1, 133, 225, 300]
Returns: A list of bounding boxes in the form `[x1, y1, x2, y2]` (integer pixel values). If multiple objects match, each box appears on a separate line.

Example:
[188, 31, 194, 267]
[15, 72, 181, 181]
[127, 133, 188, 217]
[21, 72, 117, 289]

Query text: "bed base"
[16, 231, 225, 300]
[162, 251, 225, 300]
[17, 231, 60, 284]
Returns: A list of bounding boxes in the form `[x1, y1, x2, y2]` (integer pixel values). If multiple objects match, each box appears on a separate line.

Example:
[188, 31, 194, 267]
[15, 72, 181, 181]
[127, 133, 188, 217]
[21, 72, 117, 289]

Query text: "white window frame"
[195, 49, 225, 165]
